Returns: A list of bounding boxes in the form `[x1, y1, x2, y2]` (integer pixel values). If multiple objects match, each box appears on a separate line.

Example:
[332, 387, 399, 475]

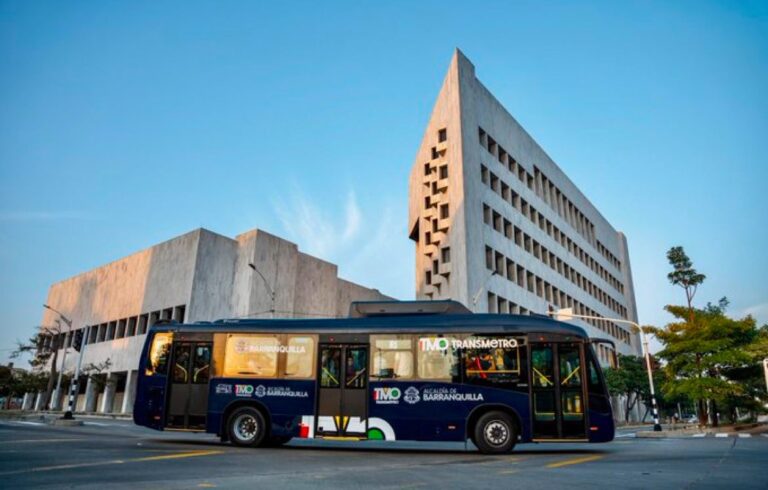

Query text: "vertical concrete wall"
[36, 226, 391, 413]
[409, 50, 642, 358]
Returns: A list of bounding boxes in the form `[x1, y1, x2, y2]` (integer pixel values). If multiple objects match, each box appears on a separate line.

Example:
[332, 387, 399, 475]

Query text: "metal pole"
[640, 329, 663, 431]
[53, 330, 70, 411]
[64, 325, 90, 420]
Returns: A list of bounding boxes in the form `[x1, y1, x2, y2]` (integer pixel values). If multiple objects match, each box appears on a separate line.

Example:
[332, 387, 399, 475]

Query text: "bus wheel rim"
[485, 420, 509, 446]
[234, 414, 259, 441]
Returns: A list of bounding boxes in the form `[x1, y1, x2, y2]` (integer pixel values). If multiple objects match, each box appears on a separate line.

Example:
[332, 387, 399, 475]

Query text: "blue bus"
[133, 301, 615, 454]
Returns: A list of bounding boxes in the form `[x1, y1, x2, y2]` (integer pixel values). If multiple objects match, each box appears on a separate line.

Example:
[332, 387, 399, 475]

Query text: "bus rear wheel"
[228, 407, 267, 447]
[474, 411, 517, 454]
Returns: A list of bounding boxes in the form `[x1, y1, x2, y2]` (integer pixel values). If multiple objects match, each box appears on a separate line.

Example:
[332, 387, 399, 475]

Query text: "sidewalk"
[636, 423, 768, 438]
[0, 409, 133, 421]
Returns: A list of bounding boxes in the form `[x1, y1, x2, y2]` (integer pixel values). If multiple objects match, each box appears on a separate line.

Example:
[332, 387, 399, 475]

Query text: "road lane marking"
[498, 469, 519, 475]
[692, 434, 706, 438]
[134, 450, 224, 462]
[546, 455, 604, 468]
[84, 422, 110, 426]
[738, 434, 751, 438]
[15, 421, 45, 426]
[615, 433, 635, 438]
[0, 449, 224, 476]
[715, 433, 728, 438]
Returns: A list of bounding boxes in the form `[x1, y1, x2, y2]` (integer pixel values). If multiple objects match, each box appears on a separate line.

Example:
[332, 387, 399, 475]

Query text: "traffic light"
[72, 329, 85, 352]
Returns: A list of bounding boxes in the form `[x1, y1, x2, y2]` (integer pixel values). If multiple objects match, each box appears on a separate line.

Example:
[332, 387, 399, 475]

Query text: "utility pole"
[549, 307, 663, 432]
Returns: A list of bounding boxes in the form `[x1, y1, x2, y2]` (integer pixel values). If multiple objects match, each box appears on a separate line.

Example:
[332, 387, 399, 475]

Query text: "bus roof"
[150, 313, 589, 338]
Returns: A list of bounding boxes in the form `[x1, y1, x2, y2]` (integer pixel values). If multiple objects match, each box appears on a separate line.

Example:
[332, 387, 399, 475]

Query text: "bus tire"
[227, 407, 268, 447]
[473, 411, 517, 454]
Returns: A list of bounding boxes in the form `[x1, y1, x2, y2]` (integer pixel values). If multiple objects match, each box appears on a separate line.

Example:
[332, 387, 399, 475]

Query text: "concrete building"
[39, 227, 390, 414]
[408, 50, 642, 366]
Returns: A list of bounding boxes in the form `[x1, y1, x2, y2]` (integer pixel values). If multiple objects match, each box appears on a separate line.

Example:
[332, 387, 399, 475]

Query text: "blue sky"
[1, 0, 766, 362]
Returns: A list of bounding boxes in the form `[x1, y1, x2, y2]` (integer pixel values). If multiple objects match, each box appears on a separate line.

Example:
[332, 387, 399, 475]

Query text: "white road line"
[615, 433, 635, 438]
[738, 433, 752, 438]
[692, 433, 706, 438]
[16, 421, 45, 426]
[84, 422, 109, 427]
[715, 433, 729, 438]
[762, 434, 768, 438]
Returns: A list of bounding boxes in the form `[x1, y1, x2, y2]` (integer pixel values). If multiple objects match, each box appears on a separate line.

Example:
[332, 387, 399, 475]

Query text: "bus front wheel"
[473, 411, 517, 454]
[227, 407, 267, 447]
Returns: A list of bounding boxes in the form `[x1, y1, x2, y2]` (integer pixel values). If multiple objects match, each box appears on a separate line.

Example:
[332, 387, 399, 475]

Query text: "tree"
[665, 246, 710, 423]
[605, 354, 650, 423]
[666, 246, 706, 319]
[651, 301, 762, 426]
[0, 366, 48, 409]
[10, 321, 65, 410]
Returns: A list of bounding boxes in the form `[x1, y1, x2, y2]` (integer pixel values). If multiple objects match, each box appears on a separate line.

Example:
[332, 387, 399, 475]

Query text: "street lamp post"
[471, 270, 498, 311]
[248, 263, 276, 318]
[43, 304, 83, 420]
[548, 308, 663, 432]
[43, 305, 73, 411]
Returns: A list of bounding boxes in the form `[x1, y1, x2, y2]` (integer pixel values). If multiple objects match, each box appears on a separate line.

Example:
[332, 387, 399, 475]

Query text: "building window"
[441, 247, 451, 263]
[440, 204, 449, 219]
[439, 165, 448, 179]
[438, 128, 447, 142]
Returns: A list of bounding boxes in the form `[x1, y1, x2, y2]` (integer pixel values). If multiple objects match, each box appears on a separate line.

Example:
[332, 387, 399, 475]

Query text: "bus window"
[284, 336, 315, 378]
[371, 335, 413, 379]
[173, 344, 192, 383]
[345, 348, 367, 389]
[559, 346, 582, 388]
[223, 335, 279, 377]
[464, 336, 524, 386]
[145, 332, 172, 376]
[192, 344, 211, 384]
[531, 347, 554, 387]
[320, 347, 341, 387]
[417, 336, 459, 380]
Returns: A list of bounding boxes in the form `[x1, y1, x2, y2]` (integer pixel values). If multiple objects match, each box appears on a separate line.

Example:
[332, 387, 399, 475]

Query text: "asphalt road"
[1, 418, 767, 489]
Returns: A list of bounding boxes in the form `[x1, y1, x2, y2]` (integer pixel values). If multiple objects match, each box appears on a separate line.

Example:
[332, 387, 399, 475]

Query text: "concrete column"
[33, 392, 44, 411]
[100, 373, 117, 414]
[121, 370, 137, 414]
[22, 393, 34, 410]
[84, 377, 98, 413]
[51, 387, 62, 411]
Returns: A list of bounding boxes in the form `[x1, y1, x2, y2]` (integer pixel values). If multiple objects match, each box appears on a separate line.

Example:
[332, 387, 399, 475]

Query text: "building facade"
[38, 227, 390, 414]
[408, 50, 642, 364]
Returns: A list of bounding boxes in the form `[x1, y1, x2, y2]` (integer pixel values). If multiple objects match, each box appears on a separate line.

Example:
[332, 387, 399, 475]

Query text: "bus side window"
[464, 336, 524, 387]
[417, 336, 459, 381]
[145, 332, 172, 376]
[284, 336, 315, 379]
[371, 335, 413, 380]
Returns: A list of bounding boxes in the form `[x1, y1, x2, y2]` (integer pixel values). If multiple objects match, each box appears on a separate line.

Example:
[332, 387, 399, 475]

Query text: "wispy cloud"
[0, 211, 96, 222]
[273, 185, 411, 299]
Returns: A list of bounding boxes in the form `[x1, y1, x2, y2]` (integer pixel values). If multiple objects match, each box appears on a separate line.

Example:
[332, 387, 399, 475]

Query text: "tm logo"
[235, 385, 254, 397]
[373, 387, 401, 404]
[419, 337, 450, 352]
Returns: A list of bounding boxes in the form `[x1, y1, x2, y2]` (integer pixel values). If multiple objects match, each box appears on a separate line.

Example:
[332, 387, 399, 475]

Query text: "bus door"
[316, 343, 368, 438]
[166, 339, 212, 430]
[530, 342, 587, 440]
